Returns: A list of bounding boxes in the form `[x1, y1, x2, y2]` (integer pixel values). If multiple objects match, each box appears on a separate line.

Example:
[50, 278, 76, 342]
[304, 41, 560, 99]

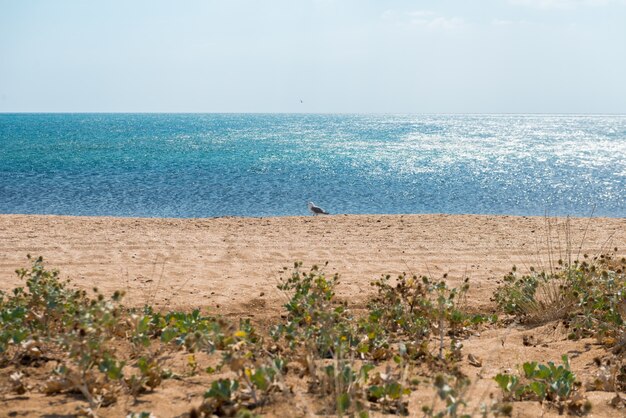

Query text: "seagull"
[308, 201, 329, 215]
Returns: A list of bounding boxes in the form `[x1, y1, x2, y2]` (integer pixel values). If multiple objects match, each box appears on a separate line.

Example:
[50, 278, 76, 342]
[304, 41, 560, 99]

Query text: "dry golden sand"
[0, 214, 624, 417]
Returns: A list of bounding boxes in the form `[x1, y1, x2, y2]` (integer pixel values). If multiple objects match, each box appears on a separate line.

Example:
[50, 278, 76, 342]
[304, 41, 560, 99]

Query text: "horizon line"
[2, 111, 626, 116]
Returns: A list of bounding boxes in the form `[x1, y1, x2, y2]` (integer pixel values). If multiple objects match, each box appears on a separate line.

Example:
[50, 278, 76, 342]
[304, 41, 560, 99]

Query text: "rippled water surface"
[0, 113, 624, 217]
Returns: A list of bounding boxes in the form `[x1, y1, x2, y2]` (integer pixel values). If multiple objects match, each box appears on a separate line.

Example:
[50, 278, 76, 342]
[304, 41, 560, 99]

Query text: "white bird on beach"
[308, 201, 329, 215]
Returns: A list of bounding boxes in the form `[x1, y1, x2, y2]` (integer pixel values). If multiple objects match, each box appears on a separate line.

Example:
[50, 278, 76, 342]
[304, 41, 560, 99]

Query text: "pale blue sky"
[1, 0, 625, 113]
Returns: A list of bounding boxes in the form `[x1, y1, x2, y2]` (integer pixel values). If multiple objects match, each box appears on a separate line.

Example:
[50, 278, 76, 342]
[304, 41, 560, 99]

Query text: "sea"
[0, 113, 624, 218]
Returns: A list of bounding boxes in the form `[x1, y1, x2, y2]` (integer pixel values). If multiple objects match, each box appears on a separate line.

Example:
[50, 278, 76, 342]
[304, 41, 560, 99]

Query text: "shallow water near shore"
[0, 113, 624, 217]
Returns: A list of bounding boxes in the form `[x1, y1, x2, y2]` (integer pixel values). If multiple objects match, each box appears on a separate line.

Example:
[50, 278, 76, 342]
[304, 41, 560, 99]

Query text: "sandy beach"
[4, 0, 626, 415]
[1, 214, 624, 313]
[1, 213, 625, 417]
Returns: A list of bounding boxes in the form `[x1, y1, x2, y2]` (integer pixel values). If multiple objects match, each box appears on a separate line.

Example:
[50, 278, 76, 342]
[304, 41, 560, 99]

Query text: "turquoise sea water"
[0, 113, 624, 218]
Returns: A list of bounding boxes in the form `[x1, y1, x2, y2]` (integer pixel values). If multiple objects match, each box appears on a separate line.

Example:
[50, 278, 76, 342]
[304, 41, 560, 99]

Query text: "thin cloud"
[382, 9, 467, 31]
[491, 18, 534, 26]
[509, 0, 622, 9]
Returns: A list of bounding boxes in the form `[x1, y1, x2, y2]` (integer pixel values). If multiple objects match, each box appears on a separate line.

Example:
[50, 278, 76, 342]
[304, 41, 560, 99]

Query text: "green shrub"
[494, 252, 625, 347]
[272, 262, 357, 358]
[494, 355, 590, 414]
[366, 273, 488, 363]
[422, 374, 471, 418]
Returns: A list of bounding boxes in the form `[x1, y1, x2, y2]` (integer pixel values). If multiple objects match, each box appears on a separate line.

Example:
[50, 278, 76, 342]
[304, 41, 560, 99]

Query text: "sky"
[1, 0, 625, 113]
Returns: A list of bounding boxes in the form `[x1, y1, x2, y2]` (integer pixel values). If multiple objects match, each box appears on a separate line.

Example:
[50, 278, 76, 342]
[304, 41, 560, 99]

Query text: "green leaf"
[359, 363, 374, 381]
[160, 327, 178, 343]
[522, 361, 537, 378]
[137, 315, 151, 334]
[337, 392, 351, 413]
[11, 329, 29, 344]
[386, 382, 403, 400]
[535, 364, 551, 380]
[251, 369, 269, 391]
[99, 356, 125, 380]
[137, 357, 149, 373]
[529, 381, 546, 399]
[205, 379, 238, 401]
[368, 385, 385, 400]
[494, 374, 510, 392]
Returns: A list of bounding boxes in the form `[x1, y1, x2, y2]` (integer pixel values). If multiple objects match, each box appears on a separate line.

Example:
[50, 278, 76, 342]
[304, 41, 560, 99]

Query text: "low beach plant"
[272, 262, 357, 358]
[200, 378, 241, 416]
[365, 272, 490, 365]
[270, 263, 497, 415]
[197, 357, 284, 416]
[159, 309, 227, 352]
[494, 250, 625, 348]
[366, 364, 411, 415]
[310, 355, 411, 416]
[493, 265, 575, 323]
[125, 355, 163, 396]
[366, 273, 433, 343]
[220, 332, 284, 407]
[271, 263, 418, 415]
[494, 355, 590, 415]
[422, 373, 471, 418]
[0, 256, 128, 406]
[0, 256, 236, 408]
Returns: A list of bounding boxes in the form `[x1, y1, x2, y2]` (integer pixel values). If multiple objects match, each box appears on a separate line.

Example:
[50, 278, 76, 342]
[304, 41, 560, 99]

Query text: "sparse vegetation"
[494, 355, 591, 415]
[494, 249, 625, 347]
[1, 250, 624, 416]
